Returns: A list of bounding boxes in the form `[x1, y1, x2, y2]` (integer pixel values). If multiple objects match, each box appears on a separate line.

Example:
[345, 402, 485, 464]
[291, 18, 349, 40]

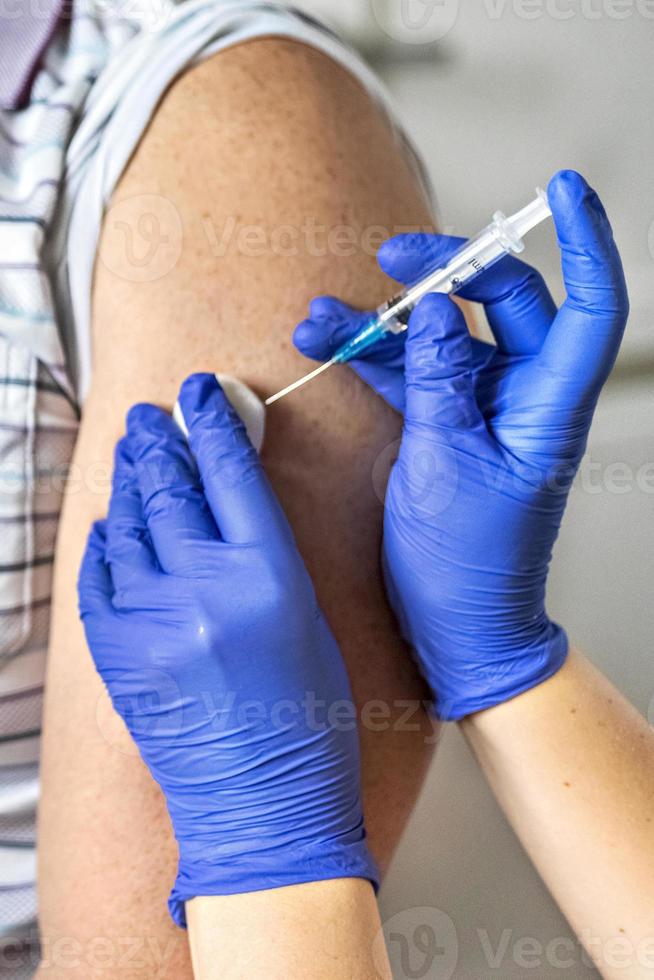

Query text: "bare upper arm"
[38, 38, 436, 977]
[89, 36, 436, 724]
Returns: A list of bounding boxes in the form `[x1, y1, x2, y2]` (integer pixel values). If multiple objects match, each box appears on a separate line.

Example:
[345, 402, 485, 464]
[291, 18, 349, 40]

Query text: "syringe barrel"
[377, 220, 515, 333]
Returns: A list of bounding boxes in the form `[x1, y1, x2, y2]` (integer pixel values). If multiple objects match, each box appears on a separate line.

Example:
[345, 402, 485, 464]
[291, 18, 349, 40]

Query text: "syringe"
[265, 188, 552, 406]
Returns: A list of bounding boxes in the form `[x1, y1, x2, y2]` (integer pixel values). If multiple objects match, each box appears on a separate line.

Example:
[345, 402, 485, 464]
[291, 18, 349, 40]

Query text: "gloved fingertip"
[308, 295, 349, 321]
[377, 233, 432, 276]
[126, 402, 167, 432]
[377, 233, 466, 285]
[178, 372, 240, 436]
[548, 169, 608, 231]
[178, 372, 221, 406]
[295, 299, 370, 360]
[548, 168, 589, 201]
[292, 319, 333, 359]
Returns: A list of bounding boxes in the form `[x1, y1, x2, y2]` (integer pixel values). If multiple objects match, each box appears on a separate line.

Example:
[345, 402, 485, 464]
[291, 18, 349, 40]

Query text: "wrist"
[186, 879, 388, 980]
[415, 618, 569, 721]
[170, 828, 379, 927]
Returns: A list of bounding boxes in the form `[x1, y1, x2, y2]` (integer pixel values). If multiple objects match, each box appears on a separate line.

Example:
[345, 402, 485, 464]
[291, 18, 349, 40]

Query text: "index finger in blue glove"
[105, 438, 159, 591]
[126, 403, 218, 574]
[379, 233, 557, 356]
[178, 373, 287, 545]
[537, 170, 629, 399]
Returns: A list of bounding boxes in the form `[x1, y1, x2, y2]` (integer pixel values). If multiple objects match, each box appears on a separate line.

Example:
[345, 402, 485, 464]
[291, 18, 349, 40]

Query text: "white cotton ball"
[173, 374, 265, 451]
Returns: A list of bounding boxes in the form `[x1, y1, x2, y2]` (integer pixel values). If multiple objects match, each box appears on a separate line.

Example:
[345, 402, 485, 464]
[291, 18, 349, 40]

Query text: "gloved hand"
[78, 374, 376, 927]
[294, 170, 629, 719]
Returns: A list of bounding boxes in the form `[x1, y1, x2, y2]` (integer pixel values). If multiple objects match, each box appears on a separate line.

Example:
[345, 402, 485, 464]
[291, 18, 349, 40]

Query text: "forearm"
[186, 880, 389, 980]
[461, 648, 654, 979]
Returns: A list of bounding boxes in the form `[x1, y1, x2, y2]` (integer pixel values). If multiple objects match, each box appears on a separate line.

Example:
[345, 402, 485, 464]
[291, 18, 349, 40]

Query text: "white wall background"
[297, 3, 654, 977]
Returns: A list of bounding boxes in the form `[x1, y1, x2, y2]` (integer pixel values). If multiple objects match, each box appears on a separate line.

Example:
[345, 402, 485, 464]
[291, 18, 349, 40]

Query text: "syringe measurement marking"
[451, 259, 483, 291]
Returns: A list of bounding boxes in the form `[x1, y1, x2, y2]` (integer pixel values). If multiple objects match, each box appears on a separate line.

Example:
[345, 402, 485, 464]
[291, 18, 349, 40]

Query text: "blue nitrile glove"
[294, 170, 629, 719]
[77, 374, 377, 927]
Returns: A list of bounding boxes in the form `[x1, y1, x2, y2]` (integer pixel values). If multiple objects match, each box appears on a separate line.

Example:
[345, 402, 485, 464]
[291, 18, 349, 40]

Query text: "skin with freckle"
[37, 39, 437, 978]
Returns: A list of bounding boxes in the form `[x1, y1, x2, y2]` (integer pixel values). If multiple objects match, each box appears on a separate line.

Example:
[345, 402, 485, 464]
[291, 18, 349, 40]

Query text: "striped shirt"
[0, 0, 140, 944]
